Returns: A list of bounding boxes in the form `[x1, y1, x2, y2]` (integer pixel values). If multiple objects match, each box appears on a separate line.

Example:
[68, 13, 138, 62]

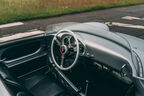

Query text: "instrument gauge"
[70, 37, 75, 45]
[63, 38, 69, 46]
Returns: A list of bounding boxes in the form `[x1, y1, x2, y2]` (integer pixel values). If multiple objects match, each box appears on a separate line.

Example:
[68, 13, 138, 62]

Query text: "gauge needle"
[60, 54, 64, 67]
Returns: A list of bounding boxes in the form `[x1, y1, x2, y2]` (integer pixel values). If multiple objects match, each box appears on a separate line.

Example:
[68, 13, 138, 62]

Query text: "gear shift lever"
[85, 80, 89, 96]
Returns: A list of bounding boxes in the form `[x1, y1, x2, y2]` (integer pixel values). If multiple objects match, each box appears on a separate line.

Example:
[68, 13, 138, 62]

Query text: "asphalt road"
[0, 4, 144, 39]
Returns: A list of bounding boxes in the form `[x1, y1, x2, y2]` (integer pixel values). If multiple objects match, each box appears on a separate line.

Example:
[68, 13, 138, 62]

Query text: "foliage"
[0, 0, 144, 24]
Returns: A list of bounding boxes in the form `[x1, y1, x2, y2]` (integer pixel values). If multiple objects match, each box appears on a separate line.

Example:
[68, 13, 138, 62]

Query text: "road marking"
[0, 22, 24, 28]
[122, 16, 144, 20]
[0, 30, 44, 43]
[105, 22, 144, 29]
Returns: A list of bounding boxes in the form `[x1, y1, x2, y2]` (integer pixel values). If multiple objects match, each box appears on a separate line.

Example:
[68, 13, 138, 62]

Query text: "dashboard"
[49, 30, 132, 73]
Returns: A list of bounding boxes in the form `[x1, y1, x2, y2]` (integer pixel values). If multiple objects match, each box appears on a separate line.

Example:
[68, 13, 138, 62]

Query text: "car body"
[0, 22, 143, 96]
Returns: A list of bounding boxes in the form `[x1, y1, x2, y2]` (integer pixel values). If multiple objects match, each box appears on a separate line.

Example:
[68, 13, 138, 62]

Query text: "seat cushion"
[0, 61, 71, 96]
[21, 72, 69, 96]
[22, 74, 46, 90]
[30, 76, 64, 96]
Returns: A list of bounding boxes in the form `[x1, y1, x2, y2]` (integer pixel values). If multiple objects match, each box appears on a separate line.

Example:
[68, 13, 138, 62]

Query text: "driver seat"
[0, 61, 71, 96]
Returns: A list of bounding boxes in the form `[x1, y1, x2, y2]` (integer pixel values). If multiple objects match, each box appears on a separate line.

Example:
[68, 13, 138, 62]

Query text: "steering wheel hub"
[61, 45, 67, 54]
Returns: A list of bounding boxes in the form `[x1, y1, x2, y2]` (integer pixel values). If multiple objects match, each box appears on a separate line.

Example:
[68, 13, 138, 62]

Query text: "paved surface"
[0, 4, 144, 39]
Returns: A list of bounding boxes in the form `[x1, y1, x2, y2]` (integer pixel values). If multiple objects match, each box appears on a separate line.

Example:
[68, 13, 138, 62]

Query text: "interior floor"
[86, 69, 132, 96]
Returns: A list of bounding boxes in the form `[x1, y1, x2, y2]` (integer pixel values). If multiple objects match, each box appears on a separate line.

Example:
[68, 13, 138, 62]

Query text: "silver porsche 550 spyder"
[0, 22, 143, 96]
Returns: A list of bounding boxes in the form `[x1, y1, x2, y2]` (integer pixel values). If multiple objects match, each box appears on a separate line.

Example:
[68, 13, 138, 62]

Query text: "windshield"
[46, 22, 80, 34]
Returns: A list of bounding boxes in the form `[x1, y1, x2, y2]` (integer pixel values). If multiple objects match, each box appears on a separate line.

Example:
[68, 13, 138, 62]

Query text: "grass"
[0, 0, 144, 24]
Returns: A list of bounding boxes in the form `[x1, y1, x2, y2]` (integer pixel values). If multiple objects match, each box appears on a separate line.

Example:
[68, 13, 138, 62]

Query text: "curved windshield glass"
[46, 22, 80, 34]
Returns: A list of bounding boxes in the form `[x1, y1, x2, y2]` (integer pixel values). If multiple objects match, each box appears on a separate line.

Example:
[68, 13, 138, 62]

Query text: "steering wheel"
[51, 29, 79, 70]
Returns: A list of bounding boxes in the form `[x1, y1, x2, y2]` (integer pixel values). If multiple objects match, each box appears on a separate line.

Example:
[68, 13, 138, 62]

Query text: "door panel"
[0, 34, 48, 77]
[1, 41, 40, 61]
[10, 56, 47, 77]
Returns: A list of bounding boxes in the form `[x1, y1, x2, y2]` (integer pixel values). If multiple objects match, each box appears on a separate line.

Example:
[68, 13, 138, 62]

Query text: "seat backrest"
[0, 60, 33, 96]
[0, 60, 15, 81]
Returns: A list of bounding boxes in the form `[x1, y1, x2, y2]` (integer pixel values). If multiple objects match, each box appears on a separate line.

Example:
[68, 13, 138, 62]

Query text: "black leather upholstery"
[16, 91, 32, 96]
[0, 61, 71, 96]
[0, 60, 15, 81]
[29, 76, 64, 96]
[0, 60, 33, 96]
[22, 72, 69, 96]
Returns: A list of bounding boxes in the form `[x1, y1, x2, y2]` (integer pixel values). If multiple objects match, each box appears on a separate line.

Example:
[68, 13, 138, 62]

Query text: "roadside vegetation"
[0, 0, 144, 24]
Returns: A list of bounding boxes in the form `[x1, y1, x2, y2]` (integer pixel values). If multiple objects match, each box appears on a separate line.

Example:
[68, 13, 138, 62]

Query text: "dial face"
[70, 36, 75, 45]
[64, 38, 69, 46]
[62, 35, 77, 48]
[61, 35, 85, 56]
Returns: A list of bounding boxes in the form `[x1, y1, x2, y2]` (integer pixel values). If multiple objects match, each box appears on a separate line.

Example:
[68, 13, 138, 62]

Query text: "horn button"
[61, 45, 67, 54]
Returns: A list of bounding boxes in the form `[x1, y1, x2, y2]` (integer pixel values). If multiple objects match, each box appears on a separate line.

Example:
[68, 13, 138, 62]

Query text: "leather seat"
[21, 72, 67, 96]
[0, 60, 33, 96]
[0, 61, 70, 96]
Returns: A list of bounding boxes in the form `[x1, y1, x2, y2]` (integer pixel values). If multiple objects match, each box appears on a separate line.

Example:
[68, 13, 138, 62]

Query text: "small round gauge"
[63, 38, 69, 46]
[70, 37, 75, 45]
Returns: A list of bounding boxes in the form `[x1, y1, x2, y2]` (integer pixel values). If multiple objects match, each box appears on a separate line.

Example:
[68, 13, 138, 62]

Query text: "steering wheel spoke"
[54, 36, 61, 46]
[60, 54, 64, 68]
